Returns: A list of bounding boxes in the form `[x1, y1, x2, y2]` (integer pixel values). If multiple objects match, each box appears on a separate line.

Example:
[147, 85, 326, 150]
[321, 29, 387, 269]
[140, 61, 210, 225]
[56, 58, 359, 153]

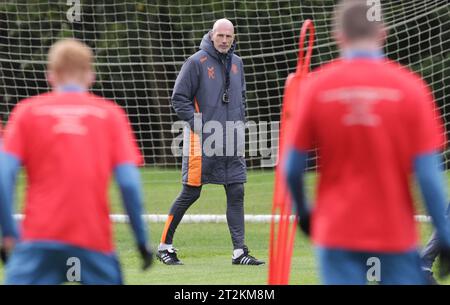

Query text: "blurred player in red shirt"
[285, 0, 450, 284]
[0, 39, 153, 284]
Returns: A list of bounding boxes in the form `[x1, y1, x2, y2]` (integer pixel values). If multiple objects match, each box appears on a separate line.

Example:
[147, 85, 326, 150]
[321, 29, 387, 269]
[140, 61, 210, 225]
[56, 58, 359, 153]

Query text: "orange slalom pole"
[268, 19, 315, 285]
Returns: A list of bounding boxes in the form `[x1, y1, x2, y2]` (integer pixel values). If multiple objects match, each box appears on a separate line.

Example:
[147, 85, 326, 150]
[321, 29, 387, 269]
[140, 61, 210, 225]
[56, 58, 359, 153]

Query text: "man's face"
[211, 28, 234, 54]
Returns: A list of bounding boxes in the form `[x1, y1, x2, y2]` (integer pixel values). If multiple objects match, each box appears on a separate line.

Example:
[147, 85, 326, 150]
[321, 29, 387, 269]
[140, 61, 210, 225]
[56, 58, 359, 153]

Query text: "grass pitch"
[0, 168, 448, 284]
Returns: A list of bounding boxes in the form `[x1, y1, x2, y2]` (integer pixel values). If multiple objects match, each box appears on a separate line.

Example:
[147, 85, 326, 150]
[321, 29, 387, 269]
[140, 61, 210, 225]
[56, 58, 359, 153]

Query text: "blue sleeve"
[0, 151, 20, 239]
[284, 148, 310, 217]
[114, 163, 148, 247]
[414, 151, 450, 247]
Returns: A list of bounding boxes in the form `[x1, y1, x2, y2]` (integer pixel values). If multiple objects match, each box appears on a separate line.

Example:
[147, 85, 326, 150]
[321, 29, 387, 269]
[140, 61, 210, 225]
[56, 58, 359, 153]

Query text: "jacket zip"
[220, 57, 229, 185]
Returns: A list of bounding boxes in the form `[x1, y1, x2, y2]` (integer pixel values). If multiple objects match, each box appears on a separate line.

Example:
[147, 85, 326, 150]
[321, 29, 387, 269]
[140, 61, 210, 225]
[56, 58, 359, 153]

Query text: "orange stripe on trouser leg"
[161, 215, 174, 243]
[187, 130, 202, 186]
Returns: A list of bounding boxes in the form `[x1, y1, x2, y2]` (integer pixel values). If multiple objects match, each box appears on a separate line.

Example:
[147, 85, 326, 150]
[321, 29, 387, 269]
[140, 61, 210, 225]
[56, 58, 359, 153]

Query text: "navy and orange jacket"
[172, 31, 247, 186]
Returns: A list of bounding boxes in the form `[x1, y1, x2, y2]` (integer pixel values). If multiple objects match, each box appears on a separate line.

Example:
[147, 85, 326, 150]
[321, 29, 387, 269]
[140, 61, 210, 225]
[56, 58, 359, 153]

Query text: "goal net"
[0, 0, 448, 206]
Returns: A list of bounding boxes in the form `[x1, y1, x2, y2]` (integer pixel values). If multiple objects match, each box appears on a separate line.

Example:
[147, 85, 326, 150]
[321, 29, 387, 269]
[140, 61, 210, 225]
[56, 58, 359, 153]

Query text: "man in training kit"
[284, 0, 450, 284]
[157, 19, 264, 266]
[0, 39, 153, 284]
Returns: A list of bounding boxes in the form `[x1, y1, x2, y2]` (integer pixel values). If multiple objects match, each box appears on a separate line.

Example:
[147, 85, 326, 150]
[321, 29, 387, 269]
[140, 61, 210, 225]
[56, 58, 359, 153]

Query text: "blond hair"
[47, 39, 93, 76]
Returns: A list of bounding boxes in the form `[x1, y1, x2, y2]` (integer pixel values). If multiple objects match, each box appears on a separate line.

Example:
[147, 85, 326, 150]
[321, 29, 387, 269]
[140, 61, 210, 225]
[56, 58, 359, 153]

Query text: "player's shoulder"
[11, 92, 54, 116]
[306, 59, 343, 80]
[384, 59, 427, 85]
[86, 93, 126, 115]
[19, 91, 53, 105]
[310, 58, 423, 85]
[379, 59, 432, 99]
[297, 60, 340, 90]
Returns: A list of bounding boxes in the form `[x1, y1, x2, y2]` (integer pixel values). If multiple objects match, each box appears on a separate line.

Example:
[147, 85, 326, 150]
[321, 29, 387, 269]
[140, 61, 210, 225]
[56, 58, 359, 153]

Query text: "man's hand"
[138, 244, 154, 271]
[437, 245, 450, 279]
[1, 237, 16, 264]
[298, 212, 311, 237]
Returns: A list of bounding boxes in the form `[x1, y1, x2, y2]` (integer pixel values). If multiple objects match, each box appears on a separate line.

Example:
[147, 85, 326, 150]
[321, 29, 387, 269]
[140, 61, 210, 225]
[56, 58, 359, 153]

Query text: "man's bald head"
[213, 18, 234, 33]
[47, 39, 95, 89]
[211, 18, 235, 54]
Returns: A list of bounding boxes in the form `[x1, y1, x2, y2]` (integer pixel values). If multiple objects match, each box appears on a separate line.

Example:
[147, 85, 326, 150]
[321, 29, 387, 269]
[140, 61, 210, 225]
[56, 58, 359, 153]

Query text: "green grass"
[2, 168, 450, 284]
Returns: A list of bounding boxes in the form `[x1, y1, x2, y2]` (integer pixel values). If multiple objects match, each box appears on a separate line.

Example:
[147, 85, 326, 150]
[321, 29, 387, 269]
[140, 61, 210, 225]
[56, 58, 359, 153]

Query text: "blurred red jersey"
[3, 91, 143, 253]
[291, 58, 445, 252]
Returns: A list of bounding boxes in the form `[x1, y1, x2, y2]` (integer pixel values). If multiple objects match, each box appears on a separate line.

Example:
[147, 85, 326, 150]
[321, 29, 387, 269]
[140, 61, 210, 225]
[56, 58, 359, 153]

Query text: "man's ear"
[334, 31, 346, 48]
[46, 71, 54, 87]
[87, 71, 96, 87]
[378, 26, 388, 46]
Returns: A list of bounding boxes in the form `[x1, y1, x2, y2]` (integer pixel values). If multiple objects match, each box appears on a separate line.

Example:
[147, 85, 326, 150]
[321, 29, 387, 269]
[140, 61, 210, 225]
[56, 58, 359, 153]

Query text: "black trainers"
[232, 246, 265, 265]
[157, 248, 183, 265]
